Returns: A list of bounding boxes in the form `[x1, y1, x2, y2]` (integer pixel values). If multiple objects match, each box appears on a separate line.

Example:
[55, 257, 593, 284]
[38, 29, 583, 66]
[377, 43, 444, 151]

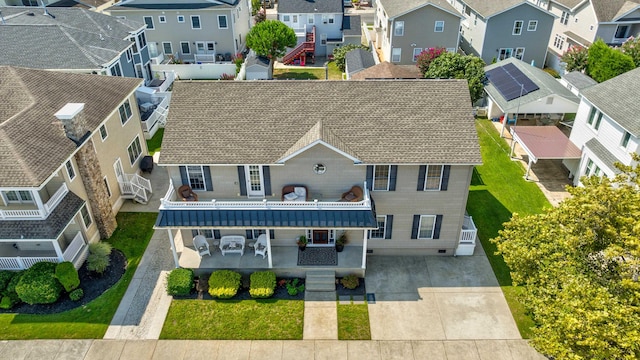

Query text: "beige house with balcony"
[0, 66, 152, 270]
[155, 80, 481, 276]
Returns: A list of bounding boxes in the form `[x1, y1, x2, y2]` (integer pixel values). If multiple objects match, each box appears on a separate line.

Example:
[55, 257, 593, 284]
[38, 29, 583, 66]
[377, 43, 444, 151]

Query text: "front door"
[113, 158, 124, 183]
[312, 230, 329, 245]
[245, 165, 264, 197]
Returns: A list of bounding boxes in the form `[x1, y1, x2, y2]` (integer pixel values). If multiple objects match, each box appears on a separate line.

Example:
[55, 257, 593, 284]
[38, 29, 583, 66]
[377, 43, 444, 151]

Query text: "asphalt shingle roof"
[562, 71, 597, 90]
[377, 0, 459, 19]
[0, 7, 144, 70]
[591, 0, 640, 22]
[0, 192, 84, 240]
[581, 67, 640, 136]
[109, 0, 238, 10]
[585, 138, 622, 173]
[550, 0, 584, 10]
[484, 58, 579, 113]
[278, 0, 343, 14]
[159, 80, 481, 165]
[351, 61, 422, 79]
[346, 48, 375, 74]
[0, 66, 142, 187]
[342, 15, 361, 36]
[461, 0, 540, 18]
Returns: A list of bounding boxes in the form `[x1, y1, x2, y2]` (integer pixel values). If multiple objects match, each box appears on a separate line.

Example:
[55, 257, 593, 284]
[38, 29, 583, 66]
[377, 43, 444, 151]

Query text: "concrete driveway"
[365, 246, 521, 341]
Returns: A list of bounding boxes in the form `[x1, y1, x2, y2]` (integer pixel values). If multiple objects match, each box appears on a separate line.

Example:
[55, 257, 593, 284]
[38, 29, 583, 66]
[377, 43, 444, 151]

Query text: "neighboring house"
[0, 66, 152, 270]
[0, 6, 152, 81]
[155, 80, 481, 274]
[245, 54, 272, 80]
[345, 48, 375, 79]
[350, 61, 423, 79]
[278, 0, 362, 61]
[532, 0, 640, 72]
[374, 0, 462, 64]
[484, 58, 579, 121]
[108, 0, 251, 64]
[560, 70, 597, 96]
[564, 67, 640, 185]
[451, 0, 555, 67]
[0, 0, 111, 9]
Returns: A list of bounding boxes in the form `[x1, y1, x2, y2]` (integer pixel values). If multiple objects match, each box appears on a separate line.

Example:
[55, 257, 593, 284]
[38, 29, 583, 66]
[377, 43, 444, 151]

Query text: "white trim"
[186, 165, 207, 191]
[412, 47, 423, 62]
[80, 204, 93, 229]
[143, 16, 154, 30]
[191, 15, 202, 30]
[391, 47, 401, 62]
[103, 176, 112, 198]
[423, 164, 444, 191]
[177, 15, 185, 23]
[127, 135, 143, 166]
[417, 215, 436, 239]
[434, 20, 444, 32]
[99, 124, 108, 141]
[65, 160, 76, 181]
[512, 20, 523, 35]
[180, 41, 191, 55]
[162, 41, 173, 55]
[218, 15, 228, 29]
[527, 20, 538, 31]
[159, 15, 166, 23]
[372, 165, 391, 191]
[394, 20, 404, 36]
[369, 215, 387, 239]
[276, 140, 361, 163]
[245, 165, 265, 197]
[118, 99, 133, 126]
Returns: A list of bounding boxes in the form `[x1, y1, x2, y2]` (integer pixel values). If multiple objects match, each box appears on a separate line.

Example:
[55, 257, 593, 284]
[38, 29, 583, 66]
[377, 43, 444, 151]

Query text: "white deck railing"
[119, 173, 153, 203]
[142, 95, 170, 133]
[459, 215, 477, 244]
[43, 183, 68, 214]
[0, 256, 59, 270]
[194, 53, 216, 63]
[63, 231, 86, 262]
[0, 209, 42, 219]
[0, 183, 68, 220]
[160, 179, 372, 210]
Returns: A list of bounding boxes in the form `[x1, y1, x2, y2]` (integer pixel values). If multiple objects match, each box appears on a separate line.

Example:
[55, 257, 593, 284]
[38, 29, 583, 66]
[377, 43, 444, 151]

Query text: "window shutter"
[213, 230, 221, 239]
[411, 215, 420, 239]
[389, 165, 398, 191]
[203, 166, 213, 191]
[191, 230, 198, 238]
[237, 166, 247, 196]
[417, 165, 426, 191]
[434, 215, 443, 239]
[269, 229, 275, 239]
[180, 166, 189, 186]
[385, 215, 393, 239]
[245, 230, 253, 239]
[440, 165, 450, 191]
[263, 166, 271, 195]
[366, 165, 373, 190]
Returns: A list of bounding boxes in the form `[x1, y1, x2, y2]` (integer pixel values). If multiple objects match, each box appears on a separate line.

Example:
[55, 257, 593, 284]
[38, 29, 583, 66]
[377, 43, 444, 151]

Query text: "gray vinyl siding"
[390, 6, 460, 64]
[109, 6, 251, 61]
[166, 145, 474, 254]
[481, 5, 554, 67]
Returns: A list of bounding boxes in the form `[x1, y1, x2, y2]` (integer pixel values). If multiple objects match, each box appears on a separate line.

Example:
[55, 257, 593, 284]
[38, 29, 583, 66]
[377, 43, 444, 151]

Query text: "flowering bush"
[620, 36, 640, 67]
[220, 73, 235, 80]
[416, 47, 446, 74]
[561, 45, 588, 73]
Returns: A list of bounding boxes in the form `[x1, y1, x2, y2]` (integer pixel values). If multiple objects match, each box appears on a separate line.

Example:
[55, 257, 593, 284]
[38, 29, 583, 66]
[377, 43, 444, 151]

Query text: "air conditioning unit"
[475, 108, 488, 117]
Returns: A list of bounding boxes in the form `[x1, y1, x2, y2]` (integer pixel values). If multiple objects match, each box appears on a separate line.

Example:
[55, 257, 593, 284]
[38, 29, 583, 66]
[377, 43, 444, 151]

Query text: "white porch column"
[361, 230, 368, 270]
[509, 137, 517, 158]
[167, 229, 180, 268]
[52, 239, 64, 262]
[33, 189, 46, 217]
[525, 159, 533, 180]
[266, 230, 273, 269]
[500, 112, 508, 138]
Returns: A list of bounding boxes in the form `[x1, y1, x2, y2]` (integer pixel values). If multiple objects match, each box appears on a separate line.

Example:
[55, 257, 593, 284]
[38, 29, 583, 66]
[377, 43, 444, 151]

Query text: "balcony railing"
[63, 231, 86, 262]
[0, 183, 69, 220]
[160, 179, 372, 210]
[459, 215, 477, 245]
[0, 257, 59, 270]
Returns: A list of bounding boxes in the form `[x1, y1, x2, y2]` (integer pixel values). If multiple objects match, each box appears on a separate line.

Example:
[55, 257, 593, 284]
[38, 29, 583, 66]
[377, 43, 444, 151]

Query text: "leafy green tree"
[332, 44, 369, 72]
[493, 158, 640, 359]
[561, 45, 588, 73]
[620, 36, 640, 67]
[587, 39, 635, 82]
[422, 52, 486, 102]
[251, 0, 261, 15]
[246, 20, 296, 62]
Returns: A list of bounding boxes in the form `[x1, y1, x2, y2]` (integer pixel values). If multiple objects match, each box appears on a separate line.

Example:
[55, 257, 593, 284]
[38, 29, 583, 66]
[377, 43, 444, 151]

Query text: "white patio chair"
[254, 234, 268, 259]
[193, 235, 211, 258]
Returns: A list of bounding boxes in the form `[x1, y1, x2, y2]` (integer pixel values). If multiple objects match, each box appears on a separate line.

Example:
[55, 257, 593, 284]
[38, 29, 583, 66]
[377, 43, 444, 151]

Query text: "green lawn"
[273, 61, 343, 80]
[467, 119, 551, 338]
[146, 128, 164, 155]
[0, 212, 156, 339]
[337, 303, 371, 340]
[160, 299, 304, 340]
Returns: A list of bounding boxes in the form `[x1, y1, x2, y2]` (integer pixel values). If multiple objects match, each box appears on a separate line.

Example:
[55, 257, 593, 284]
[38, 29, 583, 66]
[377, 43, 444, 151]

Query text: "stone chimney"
[54, 103, 90, 145]
[55, 103, 117, 239]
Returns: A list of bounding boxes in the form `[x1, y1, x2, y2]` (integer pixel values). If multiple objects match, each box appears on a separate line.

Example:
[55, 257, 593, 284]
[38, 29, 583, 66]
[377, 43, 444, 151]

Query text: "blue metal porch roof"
[155, 209, 378, 229]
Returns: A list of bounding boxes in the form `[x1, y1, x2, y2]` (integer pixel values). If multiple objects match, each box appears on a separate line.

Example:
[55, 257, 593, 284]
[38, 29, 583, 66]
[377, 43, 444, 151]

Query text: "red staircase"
[282, 26, 316, 65]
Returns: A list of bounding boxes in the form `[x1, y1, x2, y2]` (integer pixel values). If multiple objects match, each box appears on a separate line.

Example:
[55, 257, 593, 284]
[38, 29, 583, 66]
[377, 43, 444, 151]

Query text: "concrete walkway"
[303, 292, 338, 340]
[0, 339, 545, 359]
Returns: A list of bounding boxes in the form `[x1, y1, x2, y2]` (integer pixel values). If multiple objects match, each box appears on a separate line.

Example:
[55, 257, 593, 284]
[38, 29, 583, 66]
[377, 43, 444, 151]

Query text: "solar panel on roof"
[486, 62, 539, 101]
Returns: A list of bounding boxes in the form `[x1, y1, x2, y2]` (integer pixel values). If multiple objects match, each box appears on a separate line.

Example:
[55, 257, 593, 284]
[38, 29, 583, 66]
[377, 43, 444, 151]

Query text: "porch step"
[305, 270, 336, 292]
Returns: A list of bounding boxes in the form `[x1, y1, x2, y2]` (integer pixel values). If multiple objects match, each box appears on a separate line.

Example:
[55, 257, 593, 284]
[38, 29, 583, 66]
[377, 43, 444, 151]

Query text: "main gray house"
[155, 80, 481, 275]
[0, 6, 152, 81]
[374, 0, 462, 64]
[451, 0, 556, 67]
[108, 0, 252, 64]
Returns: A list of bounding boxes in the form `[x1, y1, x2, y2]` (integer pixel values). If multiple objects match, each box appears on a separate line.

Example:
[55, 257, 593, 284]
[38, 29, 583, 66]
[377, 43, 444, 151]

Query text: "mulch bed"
[336, 277, 366, 296]
[173, 276, 306, 301]
[0, 250, 127, 315]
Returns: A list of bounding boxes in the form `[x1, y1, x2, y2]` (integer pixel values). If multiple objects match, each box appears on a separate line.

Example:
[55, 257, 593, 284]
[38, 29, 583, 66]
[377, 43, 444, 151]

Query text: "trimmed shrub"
[69, 288, 84, 301]
[208, 270, 241, 299]
[0, 270, 15, 294]
[0, 270, 23, 310]
[87, 242, 112, 275]
[333, 44, 369, 71]
[166, 268, 194, 296]
[15, 262, 63, 305]
[55, 261, 80, 292]
[4, 270, 23, 296]
[286, 278, 305, 296]
[249, 271, 276, 298]
[340, 275, 359, 289]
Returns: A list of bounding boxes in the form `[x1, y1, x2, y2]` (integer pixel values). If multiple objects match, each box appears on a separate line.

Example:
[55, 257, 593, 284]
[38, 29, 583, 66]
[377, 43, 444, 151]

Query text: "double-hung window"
[3, 190, 33, 204]
[587, 106, 603, 130]
[66, 160, 76, 180]
[163, 42, 173, 55]
[514, 47, 525, 60]
[186, 166, 206, 190]
[621, 131, 631, 148]
[143, 16, 154, 29]
[80, 204, 92, 228]
[127, 136, 142, 165]
[527, 20, 537, 31]
[109, 62, 123, 77]
[99, 124, 108, 141]
[561, 11, 569, 25]
[191, 15, 201, 29]
[498, 48, 513, 60]
[424, 165, 443, 190]
[418, 215, 436, 239]
[373, 165, 391, 191]
[369, 215, 388, 239]
[394, 21, 404, 36]
[391, 48, 401, 62]
[218, 15, 228, 29]
[512, 20, 523, 35]
[181, 41, 191, 54]
[119, 100, 132, 125]
[413, 48, 423, 62]
[434, 20, 444, 32]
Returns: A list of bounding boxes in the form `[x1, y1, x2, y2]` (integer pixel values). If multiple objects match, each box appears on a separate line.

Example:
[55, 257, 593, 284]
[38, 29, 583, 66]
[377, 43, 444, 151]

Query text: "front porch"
[0, 230, 88, 270]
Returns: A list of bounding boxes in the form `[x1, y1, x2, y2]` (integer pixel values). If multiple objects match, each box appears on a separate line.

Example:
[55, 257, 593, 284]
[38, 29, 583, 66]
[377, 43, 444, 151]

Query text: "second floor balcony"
[0, 181, 69, 220]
